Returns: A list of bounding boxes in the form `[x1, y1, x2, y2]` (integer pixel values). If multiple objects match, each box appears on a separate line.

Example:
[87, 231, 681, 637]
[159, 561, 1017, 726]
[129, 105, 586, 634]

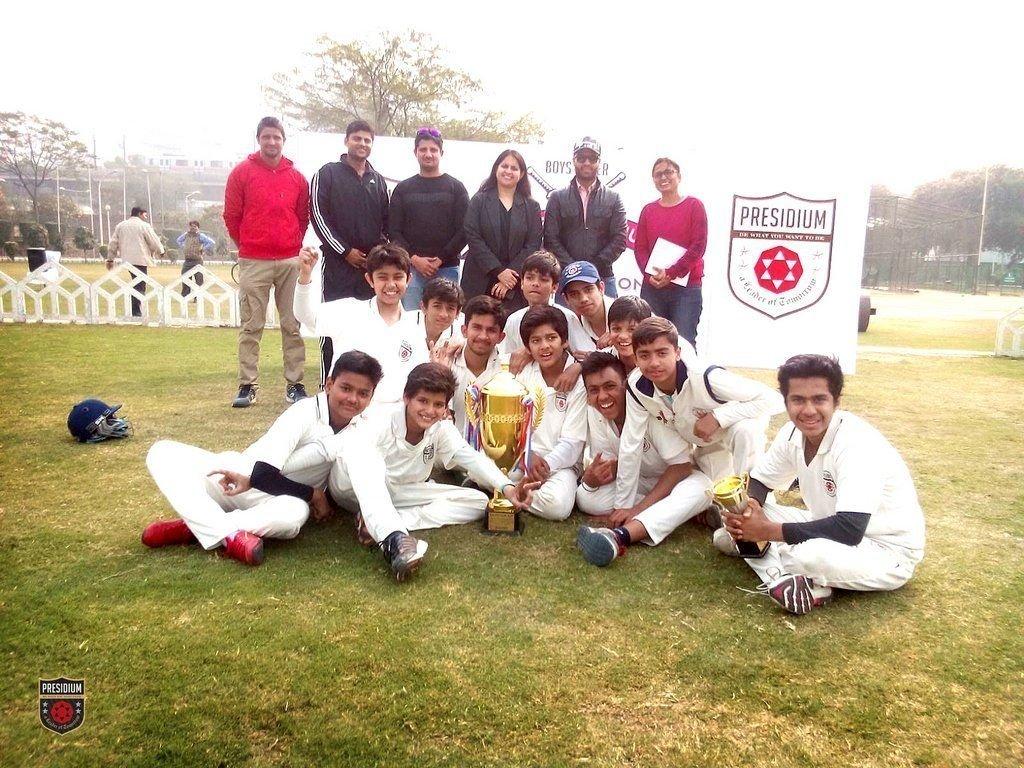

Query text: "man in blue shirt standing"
[176, 220, 216, 298]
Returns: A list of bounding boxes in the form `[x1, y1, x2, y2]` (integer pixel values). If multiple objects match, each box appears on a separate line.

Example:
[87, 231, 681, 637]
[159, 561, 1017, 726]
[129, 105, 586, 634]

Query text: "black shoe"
[381, 531, 427, 582]
[285, 383, 308, 404]
[232, 385, 256, 408]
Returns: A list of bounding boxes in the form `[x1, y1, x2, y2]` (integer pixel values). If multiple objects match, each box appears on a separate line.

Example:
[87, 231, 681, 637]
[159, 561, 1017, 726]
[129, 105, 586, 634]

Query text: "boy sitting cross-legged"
[575, 352, 712, 567]
[614, 317, 784, 516]
[509, 305, 588, 521]
[144, 351, 429, 582]
[336, 362, 534, 538]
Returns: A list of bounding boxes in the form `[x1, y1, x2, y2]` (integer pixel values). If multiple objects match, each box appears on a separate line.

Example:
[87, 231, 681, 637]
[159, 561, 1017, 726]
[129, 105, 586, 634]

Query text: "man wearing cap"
[543, 137, 627, 297]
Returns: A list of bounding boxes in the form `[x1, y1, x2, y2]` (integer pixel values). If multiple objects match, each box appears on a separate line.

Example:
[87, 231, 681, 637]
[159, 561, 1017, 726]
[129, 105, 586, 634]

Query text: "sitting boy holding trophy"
[720, 354, 926, 615]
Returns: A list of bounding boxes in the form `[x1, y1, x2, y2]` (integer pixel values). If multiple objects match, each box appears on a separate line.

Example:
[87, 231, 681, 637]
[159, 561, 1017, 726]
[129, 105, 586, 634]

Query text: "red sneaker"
[142, 519, 197, 548]
[222, 531, 264, 566]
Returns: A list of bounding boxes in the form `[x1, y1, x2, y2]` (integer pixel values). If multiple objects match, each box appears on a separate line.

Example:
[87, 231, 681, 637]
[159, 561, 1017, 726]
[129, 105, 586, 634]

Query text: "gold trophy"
[465, 365, 544, 535]
[708, 474, 770, 557]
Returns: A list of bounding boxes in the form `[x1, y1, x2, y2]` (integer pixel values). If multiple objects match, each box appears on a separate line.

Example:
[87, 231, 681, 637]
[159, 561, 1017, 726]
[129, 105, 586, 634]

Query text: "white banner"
[289, 133, 869, 372]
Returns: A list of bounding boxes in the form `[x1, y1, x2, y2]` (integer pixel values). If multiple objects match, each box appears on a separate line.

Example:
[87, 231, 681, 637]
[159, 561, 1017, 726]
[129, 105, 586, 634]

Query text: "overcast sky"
[5, 0, 1020, 194]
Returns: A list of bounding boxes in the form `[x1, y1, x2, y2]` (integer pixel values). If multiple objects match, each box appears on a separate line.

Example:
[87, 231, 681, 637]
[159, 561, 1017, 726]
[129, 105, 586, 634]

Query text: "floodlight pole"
[144, 170, 153, 219]
[121, 135, 128, 221]
[56, 167, 61, 236]
[87, 167, 95, 236]
[974, 166, 990, 294]
[97, 182, 105, 243]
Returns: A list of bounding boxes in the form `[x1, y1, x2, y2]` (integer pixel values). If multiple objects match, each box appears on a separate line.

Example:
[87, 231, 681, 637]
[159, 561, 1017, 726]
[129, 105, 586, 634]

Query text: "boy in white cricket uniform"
[142, 351, 429, 581]
[605, 295, 654, 375]
[449, 295, 507, 436]
[722, 353, 926, 615]
[409, 276, 466, 355]
[502, 250, 589, 357]
[511, 305, 588, 520]
[614, 317, 784, 511]
[559, 260, 617, 355]
[294, 244, 428, 421]
[345, 363, 531, 533]
[574, 353, 714, 565]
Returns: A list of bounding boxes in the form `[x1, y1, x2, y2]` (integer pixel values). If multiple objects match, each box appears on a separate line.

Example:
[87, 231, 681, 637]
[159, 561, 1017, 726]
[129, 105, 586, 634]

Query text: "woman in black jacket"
[461, 149, 542, 312]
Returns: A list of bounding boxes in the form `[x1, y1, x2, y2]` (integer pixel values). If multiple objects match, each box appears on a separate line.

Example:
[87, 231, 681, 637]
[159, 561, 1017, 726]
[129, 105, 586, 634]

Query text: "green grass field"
[1, 316, 1023, 766]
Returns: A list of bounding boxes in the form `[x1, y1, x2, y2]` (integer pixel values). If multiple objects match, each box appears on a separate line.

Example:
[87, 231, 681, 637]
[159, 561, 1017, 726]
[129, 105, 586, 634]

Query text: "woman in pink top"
[632, 157, 707, 346]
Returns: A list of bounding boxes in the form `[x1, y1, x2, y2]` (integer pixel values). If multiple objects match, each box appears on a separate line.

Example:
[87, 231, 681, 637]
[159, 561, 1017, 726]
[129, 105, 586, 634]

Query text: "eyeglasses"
[575, 154, 600, 165]
[416, 126, 442, 139]
[653, 168, 678, 179]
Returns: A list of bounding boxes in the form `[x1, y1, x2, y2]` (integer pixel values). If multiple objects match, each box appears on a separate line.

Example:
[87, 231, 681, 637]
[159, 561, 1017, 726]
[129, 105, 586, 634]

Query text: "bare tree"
[266, 31, 543, 142]
[0, 112, 89, 222]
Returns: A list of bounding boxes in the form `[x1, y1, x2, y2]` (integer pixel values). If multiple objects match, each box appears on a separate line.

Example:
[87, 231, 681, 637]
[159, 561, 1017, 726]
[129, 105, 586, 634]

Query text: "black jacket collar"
[635, 360, 688, 397]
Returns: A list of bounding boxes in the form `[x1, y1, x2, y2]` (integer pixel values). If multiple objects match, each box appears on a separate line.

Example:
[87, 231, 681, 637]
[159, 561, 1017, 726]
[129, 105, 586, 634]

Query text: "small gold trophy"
[708, 474, 770, 557]
[465, 365, 544, 535]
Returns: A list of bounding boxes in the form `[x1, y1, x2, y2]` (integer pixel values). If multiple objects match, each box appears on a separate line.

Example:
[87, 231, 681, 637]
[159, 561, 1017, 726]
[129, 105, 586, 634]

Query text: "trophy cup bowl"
[479, 368, 530, 534]
[708, 474, 770, 557]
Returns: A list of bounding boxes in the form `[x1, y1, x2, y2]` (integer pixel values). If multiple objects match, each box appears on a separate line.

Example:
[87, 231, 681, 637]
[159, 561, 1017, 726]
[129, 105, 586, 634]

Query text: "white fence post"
[18, 265, 92, 324]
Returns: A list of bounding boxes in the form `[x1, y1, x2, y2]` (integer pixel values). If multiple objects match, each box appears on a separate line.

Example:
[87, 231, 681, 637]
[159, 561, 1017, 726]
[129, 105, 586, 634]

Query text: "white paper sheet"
[645, 238, 689, 287]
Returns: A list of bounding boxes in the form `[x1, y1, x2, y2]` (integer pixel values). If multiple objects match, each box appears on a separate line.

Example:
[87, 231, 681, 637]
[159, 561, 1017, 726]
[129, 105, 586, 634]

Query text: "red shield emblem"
[822, 470, 837, 497]
[728, 193, 836, 319]
[39, 678, 85, 734]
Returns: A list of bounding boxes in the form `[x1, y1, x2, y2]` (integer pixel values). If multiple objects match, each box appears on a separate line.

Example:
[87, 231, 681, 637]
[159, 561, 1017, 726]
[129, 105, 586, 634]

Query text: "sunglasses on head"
[416, 126, 442, 139]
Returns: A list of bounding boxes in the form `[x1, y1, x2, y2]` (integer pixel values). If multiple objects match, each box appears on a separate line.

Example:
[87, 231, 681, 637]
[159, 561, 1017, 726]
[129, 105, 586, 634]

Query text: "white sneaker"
[712, 526, 742, 557]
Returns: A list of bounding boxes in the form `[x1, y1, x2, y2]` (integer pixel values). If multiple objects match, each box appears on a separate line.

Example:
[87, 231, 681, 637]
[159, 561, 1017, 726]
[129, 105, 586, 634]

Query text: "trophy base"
[483, 501, 524, 536]
[737, 540, 770, 558]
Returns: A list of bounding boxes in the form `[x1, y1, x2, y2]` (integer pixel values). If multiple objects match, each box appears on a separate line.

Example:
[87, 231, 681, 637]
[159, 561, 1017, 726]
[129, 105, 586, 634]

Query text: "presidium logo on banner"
[727, 193, 836, 319]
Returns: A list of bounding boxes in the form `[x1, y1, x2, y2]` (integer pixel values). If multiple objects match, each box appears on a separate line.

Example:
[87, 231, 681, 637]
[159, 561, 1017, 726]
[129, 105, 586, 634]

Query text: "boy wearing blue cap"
[559, 260, 616, 354]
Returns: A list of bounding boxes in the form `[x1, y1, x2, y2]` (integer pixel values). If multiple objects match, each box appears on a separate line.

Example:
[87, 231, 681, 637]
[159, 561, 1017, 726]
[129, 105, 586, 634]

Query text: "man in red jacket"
[224, 116, 310, 408]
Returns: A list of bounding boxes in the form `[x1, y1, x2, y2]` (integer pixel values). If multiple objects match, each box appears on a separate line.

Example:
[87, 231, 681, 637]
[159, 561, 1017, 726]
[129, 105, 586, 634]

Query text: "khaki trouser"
[238, 256, 304, 387]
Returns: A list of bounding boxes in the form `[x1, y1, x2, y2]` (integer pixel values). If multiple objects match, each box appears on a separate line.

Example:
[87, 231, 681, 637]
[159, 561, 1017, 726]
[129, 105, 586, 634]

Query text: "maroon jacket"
[224, 152, 309, 259]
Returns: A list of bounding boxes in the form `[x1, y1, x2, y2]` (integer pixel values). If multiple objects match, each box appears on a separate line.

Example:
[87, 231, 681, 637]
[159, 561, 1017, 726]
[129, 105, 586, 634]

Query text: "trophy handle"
[481, 421, 508, 461]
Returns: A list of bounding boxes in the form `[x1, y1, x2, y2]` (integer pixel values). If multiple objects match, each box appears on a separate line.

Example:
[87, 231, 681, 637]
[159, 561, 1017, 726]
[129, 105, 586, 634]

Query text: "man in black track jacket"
[309, 119, 390, 376]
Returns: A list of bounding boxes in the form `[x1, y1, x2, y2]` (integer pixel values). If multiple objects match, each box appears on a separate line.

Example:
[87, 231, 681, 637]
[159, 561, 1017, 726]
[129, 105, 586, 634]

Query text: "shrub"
[19, 223, 48, 248]
[3, 241, 18, 259]
[98, 244, 109, 258]
[72, 227, 96, 253]
[44, 223, 62, 251]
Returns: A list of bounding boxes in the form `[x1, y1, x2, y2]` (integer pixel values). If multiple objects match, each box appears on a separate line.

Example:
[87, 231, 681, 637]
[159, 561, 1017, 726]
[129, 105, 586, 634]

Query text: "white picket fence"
[0, 264, 279, 328]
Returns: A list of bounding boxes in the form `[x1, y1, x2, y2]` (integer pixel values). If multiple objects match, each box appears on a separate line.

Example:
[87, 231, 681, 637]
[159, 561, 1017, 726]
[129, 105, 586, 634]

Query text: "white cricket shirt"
[752, 410, 925, 557]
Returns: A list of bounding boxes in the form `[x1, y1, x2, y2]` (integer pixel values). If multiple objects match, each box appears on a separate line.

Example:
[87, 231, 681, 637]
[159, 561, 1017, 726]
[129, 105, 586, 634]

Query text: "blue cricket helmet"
[67, 399, 132, 443]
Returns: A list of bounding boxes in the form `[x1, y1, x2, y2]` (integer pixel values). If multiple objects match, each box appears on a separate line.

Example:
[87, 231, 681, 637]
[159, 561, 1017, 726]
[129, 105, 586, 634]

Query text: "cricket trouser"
[693, 415, 771, 482]
[632, 470, 713, 545]
[742, 500, 920, 591]
[327, 458, 409, 544]
[576, 473, 660, 516]
[147, 440, 310, 550]
[510, 467, 578, 521]
[388, 482, 490, 531]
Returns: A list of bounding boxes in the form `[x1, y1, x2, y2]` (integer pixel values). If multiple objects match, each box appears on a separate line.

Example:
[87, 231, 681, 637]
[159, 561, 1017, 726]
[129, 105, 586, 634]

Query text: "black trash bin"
[26, 247, 47, 272]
